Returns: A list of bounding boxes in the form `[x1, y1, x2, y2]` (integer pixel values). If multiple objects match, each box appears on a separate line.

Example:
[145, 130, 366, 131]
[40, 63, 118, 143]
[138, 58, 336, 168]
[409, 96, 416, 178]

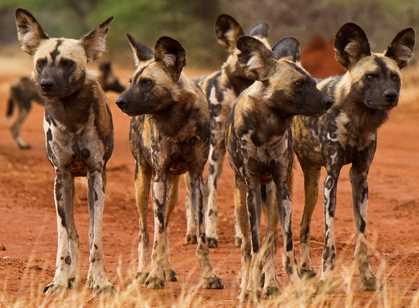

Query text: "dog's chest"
[44, 113, 105, 176]
[136, 116, 206, 174]
[234, 130, 290, 180]
[325, 111, 376, 150]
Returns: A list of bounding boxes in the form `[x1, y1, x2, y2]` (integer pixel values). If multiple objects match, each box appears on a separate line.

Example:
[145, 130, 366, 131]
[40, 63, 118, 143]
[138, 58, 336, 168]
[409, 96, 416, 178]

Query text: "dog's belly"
[167, 149, 196, 175]
[69, 160, 87, 177]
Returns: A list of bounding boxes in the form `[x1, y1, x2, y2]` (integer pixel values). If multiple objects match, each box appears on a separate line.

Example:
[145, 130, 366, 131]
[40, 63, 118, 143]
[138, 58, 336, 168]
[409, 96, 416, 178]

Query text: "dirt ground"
[0, 44, 419, 307]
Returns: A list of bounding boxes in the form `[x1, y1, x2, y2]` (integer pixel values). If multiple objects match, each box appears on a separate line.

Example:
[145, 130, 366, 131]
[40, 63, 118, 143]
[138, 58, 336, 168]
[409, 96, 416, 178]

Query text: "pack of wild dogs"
[9, 7, 415, 302]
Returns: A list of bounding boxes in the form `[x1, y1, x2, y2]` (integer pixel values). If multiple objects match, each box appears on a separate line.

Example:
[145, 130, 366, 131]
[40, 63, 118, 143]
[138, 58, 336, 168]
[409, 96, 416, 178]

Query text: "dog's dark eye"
[36, 58, 47, 72]
[60, 58, 75, 71]
[365, 73, 378, 81]
[294, 80, 304, 88]
[390, 73, 400, 82]
[129, 78, 132, 84]
[139, 78, 154, 90]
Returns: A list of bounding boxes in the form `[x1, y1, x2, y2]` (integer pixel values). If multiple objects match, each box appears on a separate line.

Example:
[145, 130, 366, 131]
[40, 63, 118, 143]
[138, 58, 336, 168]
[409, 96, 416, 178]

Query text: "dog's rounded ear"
[237, 36, 274, 81]
[15, 8, 49, 55]
[154, 36, 186, 82]
[385, 28, 415, 69]
[215, 14, 244, 52]
[80, 16, 113, 62]
[248, 23, 269, 39]
[334, 22, 371, 69]
[126, 33, 154, 66]
[272, 37, 300, 62]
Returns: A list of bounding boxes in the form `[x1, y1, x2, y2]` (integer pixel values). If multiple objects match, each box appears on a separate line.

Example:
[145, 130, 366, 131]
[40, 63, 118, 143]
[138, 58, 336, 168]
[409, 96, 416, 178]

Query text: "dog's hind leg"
[44, 169, 79, 294]
[189, 171, 223, 289]
[134, 163, 151, 283]
[86, 168, 113, 293]
[299, 163, 321, 278]
[10, 105, 31, 150]
[350, 163, 377, 291]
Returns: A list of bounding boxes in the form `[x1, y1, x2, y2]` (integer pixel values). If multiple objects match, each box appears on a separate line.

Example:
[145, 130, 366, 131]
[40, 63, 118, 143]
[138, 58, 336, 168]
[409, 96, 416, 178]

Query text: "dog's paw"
[87, 275, 114, 294]
[262, 285, 280, 299]
[234, 236, 242, 248]
[165, 269, 177, 282]
[136, 271, 149, 284]
[207, 237, 218, 248]
[202, 275, 224, 289]
[361, 274, 377, 292]
[43, 282, 65, 295]
[300, 266, 316, 279]
[145, 274, 165, 289]
[238, 288, 249, 303]
[16, 138, 31, 150]
[185, 234, 197, 245]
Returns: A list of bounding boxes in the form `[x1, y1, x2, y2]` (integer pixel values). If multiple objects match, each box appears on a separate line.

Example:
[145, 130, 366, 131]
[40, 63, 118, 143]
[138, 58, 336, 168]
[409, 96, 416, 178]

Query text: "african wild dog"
[115, 34, 223, 289]
[185, 14, 271, 248]
[5, 76, 42, 149]
[15, 8, 115, 293]
[5, 61, 124, 150]
[292, 23, 415, 290]
[98, 61, 125, 93]
[226, 35, 333, 300]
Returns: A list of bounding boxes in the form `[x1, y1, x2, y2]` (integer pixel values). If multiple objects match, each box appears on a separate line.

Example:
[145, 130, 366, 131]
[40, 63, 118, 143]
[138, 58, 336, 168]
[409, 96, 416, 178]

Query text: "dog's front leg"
[86, 168, 113, 293]
[189, 171, 223, 289]
[260, 182, 280, 298]
[275, 175, 298, 283]
[235, 177, 251, 302]
[350, 162, 377, 291]
[183, 175, 197, 244]
[321, 165, 341, 279]
[145, 174, 169, 289]
[44, 168, 79, 294]
[244, 176, 262, 301]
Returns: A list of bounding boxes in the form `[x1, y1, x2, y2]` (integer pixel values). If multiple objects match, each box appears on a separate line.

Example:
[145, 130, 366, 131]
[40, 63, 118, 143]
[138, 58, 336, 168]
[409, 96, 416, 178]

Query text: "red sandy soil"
[302, 36, 345, 78]
[1, 43, 419, 307]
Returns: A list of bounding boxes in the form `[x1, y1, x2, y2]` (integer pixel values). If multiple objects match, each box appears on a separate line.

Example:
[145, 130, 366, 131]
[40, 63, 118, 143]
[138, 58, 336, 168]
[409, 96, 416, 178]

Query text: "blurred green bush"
[0, 0, 418, 68]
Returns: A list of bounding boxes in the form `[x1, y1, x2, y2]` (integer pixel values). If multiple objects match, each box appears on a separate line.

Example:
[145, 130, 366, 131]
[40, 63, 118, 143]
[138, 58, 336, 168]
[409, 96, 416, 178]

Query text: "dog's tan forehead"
[34, 38, 87, 65]
[134, 61, 172, 84]
[351, 54, 400, 79]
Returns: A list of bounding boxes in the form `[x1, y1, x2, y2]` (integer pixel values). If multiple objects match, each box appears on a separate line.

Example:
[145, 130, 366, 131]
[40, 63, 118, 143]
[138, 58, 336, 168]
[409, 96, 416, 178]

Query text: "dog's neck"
[242, 98, 292, 146]
[223, 64, 254, 96]
[43, 77, 97, 132]
[150, 93, 196, 138]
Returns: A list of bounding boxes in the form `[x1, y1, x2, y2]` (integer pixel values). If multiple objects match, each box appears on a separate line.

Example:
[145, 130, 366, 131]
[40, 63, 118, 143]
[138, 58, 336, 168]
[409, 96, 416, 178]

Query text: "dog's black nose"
[384, 90, 398, 104]
[324, 96, 334, 109]
[40, 79, 54, 91]
[116, 97, 127, 109]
